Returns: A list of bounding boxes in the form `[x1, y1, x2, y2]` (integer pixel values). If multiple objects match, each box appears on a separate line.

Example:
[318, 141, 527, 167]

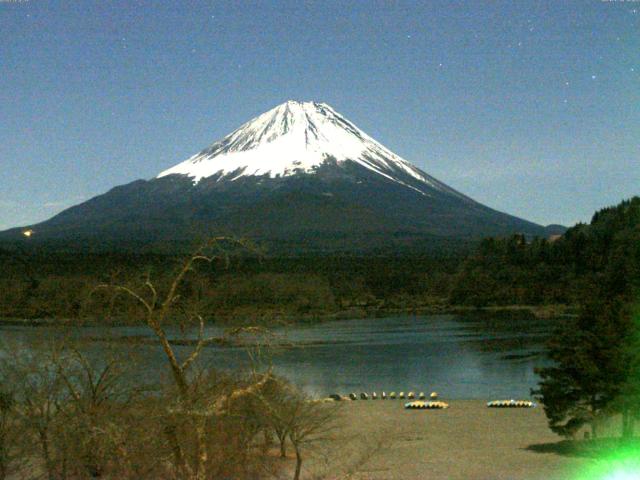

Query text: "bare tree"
[287, 396, 340, 480]
[94, 237, 272, 480]
[0, 338, 160, 480]
[1, 341, 67, 480]
[254, 377, 296, 458]
[51, 345, 140, 478]
[0, 237, 347, 479]
[255, 380, 340, 480]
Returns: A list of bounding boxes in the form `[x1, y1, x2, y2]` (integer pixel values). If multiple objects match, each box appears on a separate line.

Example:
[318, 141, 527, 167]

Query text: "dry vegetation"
[0, 239, 367, 480]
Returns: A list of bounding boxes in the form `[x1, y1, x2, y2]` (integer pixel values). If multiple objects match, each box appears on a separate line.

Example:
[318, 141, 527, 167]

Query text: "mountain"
[1, 101, 553, 253]
[157, 101, 465, 199]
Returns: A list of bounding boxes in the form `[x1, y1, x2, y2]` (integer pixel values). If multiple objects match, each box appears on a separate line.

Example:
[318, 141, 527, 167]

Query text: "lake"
[0, 313, 555, 399]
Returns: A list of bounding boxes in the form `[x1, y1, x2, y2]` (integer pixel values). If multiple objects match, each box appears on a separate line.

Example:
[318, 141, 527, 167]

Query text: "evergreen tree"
[534, 199, 640, 440]
[616, 304, 640, 438]
[533, 296, 631, 438]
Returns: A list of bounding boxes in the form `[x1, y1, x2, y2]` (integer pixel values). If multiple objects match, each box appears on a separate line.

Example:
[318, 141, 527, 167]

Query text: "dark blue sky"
[1, 0, 638, 230]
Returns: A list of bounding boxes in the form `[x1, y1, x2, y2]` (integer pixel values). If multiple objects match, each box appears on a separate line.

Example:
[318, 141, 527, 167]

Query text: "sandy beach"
[302, 399, 596, 480]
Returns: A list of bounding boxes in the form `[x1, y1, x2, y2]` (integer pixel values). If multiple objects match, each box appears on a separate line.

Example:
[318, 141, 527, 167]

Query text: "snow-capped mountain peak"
[3, 100, 548, 247]
[157, 100, 457, 196]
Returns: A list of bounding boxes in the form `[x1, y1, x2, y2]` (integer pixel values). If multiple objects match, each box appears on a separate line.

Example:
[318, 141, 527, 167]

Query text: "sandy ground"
[301, 400, 597, 480]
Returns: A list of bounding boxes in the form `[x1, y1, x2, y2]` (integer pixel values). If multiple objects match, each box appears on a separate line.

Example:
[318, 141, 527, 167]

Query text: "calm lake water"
[0, 314, 555, 399]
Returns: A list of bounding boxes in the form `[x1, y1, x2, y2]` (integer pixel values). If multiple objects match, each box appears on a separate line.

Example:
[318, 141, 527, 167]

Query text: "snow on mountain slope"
[157, 101, 463, 198]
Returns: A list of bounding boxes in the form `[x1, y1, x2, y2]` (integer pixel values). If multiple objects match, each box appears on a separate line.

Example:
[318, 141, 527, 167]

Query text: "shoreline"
[0, 303, 577, 328]
[306, 399, 597, 479]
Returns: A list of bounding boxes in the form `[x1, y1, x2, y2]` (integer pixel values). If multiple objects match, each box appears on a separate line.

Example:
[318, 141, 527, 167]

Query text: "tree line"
[533, 197, 640, 440]
[1, 198, 638, 325]
[0, 248, 460, 323]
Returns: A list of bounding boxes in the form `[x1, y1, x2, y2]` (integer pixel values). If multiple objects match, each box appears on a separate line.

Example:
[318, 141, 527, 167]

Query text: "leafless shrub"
[0, 337, 165, 479]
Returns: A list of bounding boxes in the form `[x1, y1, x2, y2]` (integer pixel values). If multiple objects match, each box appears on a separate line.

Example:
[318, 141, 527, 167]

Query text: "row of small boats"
[404, 401, 449, 409]
[329, 391, 439, 401]
[326, 393, 536, 409]
[486, 399, 536, 408]
[404, 399, 536, 410]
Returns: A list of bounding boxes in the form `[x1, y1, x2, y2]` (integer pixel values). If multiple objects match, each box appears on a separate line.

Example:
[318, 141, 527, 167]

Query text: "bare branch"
[180, 313, 205, 371]
[212, 370, 273, 416]
[143, 273, 158, 310]
[94, 284, 153, 316]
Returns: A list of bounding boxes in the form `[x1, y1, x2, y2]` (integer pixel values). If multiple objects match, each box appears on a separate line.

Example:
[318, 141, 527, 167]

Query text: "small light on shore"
[22, 229, 34, 238]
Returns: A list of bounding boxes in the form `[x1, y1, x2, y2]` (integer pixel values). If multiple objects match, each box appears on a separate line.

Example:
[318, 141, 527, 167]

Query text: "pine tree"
[533, 296, 633, 438]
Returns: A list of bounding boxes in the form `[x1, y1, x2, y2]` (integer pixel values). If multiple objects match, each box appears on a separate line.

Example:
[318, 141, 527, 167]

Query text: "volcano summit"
[158, 100, 463, 199]
[2, 101, 553, 252]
